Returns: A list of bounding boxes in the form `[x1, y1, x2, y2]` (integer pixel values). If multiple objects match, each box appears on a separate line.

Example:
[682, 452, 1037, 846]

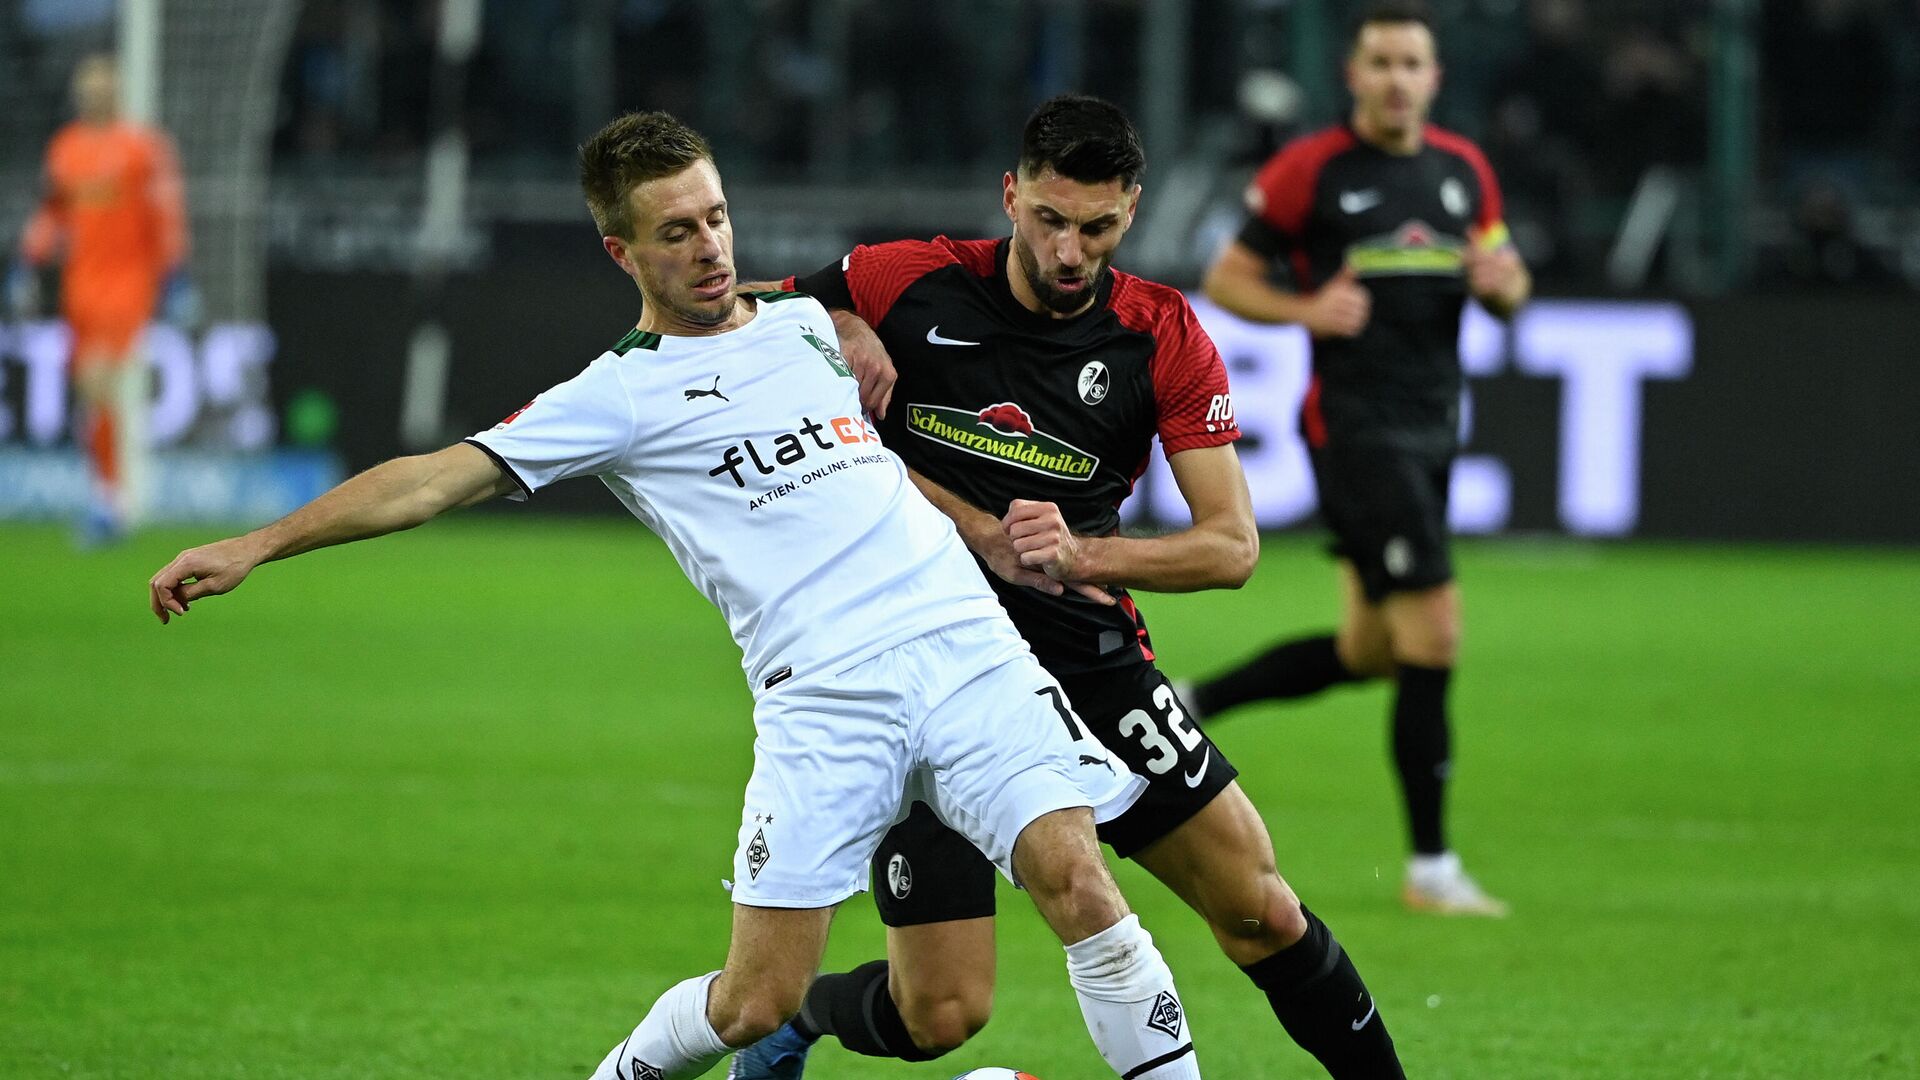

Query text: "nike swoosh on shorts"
[1183, 747, 1212, 788]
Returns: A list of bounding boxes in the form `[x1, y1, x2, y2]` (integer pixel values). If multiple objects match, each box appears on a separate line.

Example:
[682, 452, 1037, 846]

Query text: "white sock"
[589, 971, 731, 1080]
[1064, 914, 1200, 1079]
[1409, 850, 1460, 882]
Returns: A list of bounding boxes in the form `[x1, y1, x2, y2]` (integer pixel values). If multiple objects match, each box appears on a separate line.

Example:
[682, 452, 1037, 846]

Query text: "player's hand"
[5, 263, 39, 320]
[159, 270, 202, 330]
[148, 536, 262, 624]
[1002, 499, 1116, 605]
[964, 509, 1096, 602]
[1464, 243, 1524, 309]
[1303, 266, 1370, 338]
[829, 309, 895, 419]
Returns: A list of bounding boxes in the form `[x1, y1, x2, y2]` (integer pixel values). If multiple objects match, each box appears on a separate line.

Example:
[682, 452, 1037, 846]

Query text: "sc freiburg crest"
[1078, 360, 1110, 405]
[887, 853, 913, 899]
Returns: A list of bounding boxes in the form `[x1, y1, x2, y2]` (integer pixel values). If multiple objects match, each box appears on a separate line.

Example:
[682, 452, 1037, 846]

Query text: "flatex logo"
[708, 414, 881, 488]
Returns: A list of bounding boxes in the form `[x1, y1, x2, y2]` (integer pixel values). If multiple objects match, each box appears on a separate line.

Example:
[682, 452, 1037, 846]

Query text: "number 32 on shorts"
[1116, 683, 1201, 775]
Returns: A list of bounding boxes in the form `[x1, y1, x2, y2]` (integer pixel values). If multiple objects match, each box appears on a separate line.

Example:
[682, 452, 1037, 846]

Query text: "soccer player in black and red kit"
[1184, 2, 1531, 917]
[731, 96, 1405, 1080]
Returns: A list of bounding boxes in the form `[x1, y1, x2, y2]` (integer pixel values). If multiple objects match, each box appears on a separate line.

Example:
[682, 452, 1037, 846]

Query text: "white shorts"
[729, 617, 1144, 908]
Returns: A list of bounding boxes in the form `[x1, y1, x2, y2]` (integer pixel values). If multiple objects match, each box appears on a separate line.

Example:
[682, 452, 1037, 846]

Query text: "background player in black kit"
[1183, 2, 1531, 917]
[732, 96, 1405, 1080]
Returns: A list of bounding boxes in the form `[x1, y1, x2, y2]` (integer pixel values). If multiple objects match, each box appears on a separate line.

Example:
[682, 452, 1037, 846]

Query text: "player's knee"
[1015, 810, 1124, 935]
[1393, 622, 1459, 667]
[1209, 873, 1308, 956]
[710, 979, 807, 1047]
[898, 985, 991, 1056]
[1026, 853, 1125, 939]
[1336, 631, 1393, 678]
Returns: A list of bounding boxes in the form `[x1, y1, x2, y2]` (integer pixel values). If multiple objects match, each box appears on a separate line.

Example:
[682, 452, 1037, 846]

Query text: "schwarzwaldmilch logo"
[1346, 219, 1467, 277]
[906, 401, 1099, 482]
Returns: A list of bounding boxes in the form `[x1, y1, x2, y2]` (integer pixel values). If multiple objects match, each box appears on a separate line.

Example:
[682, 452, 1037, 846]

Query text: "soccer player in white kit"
[146, 112, 1203, 1080]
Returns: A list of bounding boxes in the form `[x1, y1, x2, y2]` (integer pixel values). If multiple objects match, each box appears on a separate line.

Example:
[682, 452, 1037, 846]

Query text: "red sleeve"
[1112, 276, 1240, 455]
[802, 238, 963, 328]
[1244, 127, 1352, 242]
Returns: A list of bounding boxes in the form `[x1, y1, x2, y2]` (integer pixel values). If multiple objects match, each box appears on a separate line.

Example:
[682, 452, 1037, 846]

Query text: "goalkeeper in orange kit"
[8, 54, 195, 543]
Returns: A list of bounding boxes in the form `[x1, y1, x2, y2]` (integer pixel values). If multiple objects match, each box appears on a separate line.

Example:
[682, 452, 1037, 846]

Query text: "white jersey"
[466, 292, 1008, 689]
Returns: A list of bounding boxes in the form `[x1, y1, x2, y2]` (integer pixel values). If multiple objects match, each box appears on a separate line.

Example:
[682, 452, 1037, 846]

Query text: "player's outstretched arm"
[1203, 241, 1369, 338]
[906, 468, 1115, 605]
[1008, 443, 1257, 594]
[148, 443, 515, 624]
[1198, 239, 1367, 336]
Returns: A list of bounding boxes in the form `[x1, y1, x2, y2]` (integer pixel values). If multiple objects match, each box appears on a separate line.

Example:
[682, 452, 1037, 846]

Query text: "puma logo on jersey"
[684, 376, 730, 403]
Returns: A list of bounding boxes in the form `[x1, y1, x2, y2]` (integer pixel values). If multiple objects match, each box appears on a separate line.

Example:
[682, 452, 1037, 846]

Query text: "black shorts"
[873, 663, 1237, 928]
[1311, 438, 1455, 602]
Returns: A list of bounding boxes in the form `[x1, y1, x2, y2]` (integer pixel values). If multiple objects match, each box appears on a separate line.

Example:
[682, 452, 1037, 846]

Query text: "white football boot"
[1403, 851, 1509, 917]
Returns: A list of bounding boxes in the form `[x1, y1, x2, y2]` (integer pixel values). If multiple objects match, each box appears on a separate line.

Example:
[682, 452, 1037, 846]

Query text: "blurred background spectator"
[5, 0, 1917, 293]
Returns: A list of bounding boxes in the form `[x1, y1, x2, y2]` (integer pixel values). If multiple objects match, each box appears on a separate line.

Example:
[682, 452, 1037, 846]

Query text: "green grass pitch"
[3, 518, 1916, 1078]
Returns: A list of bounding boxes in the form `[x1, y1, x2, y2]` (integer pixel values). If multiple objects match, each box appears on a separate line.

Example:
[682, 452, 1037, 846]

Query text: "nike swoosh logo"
[926, 326, 980, 346]
[1351, 998, 1377, 1031]
[1339, 190, 1383, 214]
[1183, 747, 1212, 788]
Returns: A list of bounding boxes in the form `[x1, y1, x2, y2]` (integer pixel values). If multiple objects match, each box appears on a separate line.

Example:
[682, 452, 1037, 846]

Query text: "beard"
[1013, 234, 1108, 315]
[639, 263, 738, 328]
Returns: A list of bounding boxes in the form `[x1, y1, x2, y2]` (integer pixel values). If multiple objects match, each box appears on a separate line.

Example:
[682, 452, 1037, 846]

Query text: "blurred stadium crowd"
[3, 0, 1917, 293]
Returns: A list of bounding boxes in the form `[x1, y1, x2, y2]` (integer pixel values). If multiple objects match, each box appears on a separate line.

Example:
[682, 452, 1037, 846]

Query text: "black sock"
[1242, 906, 1404, 1079]
[1194, 634, 1358, 716]
[1392, 663, 1452, 856]
[791, 960, 940, 1062]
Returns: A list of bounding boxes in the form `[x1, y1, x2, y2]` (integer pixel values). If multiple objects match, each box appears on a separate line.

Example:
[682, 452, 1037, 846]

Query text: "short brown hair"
[578, 111, 714, 240]
[1350, 1, 1434, 50]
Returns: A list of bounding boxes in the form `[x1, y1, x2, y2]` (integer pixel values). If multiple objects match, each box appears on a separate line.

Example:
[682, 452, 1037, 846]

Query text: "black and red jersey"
[789, 236, 1239, 674]
[1239, 122, 1508, 449]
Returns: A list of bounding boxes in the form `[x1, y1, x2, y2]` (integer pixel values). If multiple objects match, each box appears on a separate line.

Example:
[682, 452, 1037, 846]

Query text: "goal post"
[114, 0, 301, 522]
